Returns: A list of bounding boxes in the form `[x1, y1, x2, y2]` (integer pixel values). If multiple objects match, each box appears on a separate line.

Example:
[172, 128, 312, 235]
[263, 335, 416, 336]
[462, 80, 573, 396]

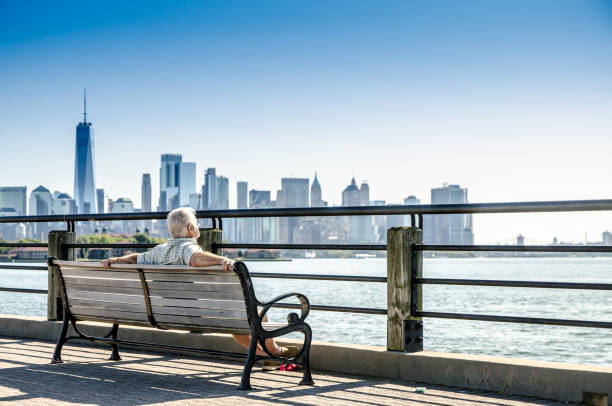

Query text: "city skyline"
[1, 1, 612, 243]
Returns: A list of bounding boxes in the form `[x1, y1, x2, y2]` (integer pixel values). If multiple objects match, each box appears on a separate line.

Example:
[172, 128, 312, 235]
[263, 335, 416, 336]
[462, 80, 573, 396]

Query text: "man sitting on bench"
[101, 207, 299, 362]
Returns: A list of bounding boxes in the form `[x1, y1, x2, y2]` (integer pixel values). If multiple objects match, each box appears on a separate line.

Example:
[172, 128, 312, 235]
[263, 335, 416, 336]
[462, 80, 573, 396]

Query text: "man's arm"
[101, 253, 139, 269]
[189, 251, 234, 271]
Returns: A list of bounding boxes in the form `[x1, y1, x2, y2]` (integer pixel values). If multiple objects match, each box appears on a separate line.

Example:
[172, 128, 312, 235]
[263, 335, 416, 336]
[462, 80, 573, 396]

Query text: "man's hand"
[221, 259, 235, 272]
[101, 258, 115, 269]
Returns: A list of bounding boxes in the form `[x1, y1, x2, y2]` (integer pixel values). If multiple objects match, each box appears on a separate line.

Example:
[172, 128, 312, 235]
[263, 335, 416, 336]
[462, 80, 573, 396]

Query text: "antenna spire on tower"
[83, 88, 87, 123]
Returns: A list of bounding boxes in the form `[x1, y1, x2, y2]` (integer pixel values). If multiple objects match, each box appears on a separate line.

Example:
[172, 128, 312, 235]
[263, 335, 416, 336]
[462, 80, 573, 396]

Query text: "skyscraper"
[237, 181, 248, 209]
[159, 154, 182, 211]
[141, 174, 151, 212]
[177, 162, 196, 207]
[0, 186, 27, 216]
[74, 90, 97, 214]
[202, 168, 217, 209]
[426, 184, 474, 245]
[29, 186, 52, 239]
[310, 173, 325, 207]
[278, 178, 309, 243]
[96, 189, 105, 214]
[215, 176, 229, 209]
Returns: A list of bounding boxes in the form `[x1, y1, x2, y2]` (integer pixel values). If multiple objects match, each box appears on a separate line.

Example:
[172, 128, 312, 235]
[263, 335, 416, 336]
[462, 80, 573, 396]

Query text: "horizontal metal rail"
[417, 244, 612, 252]
[0, 287, 47, 294]
[415, 278, 612, 290]
[272, 302, 387, 315]
[64, 243, 157, 249]
[1, 199, 612, 223]
[0, 243, 47, 248]
[414, 311, 612, 329]
[217, 243, 387, 250]
[251, 272, 387, 282]
[0, 265, 48, 271]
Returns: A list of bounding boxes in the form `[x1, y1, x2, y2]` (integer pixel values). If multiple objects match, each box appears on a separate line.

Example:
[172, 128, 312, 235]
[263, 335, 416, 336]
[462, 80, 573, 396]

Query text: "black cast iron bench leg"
[238, 333, 259, 390]
[108, 324, 121, 361]
[51, 316, 70, 364]
[298, 323, 314, 386]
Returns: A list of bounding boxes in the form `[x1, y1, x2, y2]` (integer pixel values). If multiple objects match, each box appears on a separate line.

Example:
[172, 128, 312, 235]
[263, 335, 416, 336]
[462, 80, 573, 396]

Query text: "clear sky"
[1, 0, 612, 243]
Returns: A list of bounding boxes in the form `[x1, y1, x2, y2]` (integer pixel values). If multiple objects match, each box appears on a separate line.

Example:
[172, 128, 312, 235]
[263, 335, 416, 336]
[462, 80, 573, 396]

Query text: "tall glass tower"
[74, 89, 97, 214]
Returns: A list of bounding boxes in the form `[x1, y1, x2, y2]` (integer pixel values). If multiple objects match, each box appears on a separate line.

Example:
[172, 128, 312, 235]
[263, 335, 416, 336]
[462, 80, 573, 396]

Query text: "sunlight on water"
[1, 258, 610, 366]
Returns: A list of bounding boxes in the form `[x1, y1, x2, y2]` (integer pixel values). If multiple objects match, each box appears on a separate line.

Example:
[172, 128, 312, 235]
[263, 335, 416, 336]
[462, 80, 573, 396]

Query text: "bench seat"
[48, 258, 314, 390]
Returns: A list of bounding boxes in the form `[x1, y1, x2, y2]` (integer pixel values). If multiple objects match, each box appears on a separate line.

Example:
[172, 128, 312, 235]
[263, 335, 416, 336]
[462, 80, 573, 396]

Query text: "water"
[1, 258, 610, 366]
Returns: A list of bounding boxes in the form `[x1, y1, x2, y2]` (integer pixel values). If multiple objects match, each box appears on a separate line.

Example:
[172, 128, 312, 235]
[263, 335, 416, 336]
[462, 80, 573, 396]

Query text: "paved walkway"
[0, 337, 568, 405]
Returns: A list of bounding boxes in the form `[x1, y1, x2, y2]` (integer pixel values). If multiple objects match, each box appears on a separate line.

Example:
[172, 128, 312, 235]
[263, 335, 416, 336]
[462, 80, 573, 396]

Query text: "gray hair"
[167, 207, 197, 238]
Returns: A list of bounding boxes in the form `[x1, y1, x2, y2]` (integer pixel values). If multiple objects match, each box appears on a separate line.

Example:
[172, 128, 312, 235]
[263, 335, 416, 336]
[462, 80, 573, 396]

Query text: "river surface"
[1, 258, 610, 366]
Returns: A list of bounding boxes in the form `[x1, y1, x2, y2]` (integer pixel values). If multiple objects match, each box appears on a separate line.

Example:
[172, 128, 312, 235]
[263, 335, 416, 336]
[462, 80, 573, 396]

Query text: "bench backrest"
[51, 260, 255, 334]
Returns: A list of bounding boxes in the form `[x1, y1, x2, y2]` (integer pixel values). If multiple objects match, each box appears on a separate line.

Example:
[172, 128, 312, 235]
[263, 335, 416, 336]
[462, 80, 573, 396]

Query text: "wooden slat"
[149, 297, 245, 311]
[62, 269, 140, 280]
[70, 299, 146, 313]
[69, 307, 149, 321]
[155, 314, 250, 329]
[54, 260, 225, 272]
[63, 278, 142, 288]
[144, 272, 239, 283]
[146, 289, 245, 300]
[73, 315, 154, 329]
[64, 283, 144, 296]
[147, 281, 242, 292]
[67, 291, 145, 305]
[151, 306, 247, 319]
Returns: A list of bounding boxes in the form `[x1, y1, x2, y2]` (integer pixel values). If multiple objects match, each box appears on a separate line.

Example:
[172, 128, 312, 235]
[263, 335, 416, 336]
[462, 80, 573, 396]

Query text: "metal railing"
[1, 199, 611, 350]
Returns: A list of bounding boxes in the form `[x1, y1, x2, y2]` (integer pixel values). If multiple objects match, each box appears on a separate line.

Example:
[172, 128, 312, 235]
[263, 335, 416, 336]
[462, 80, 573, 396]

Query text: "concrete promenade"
[0, 337, 568, 406]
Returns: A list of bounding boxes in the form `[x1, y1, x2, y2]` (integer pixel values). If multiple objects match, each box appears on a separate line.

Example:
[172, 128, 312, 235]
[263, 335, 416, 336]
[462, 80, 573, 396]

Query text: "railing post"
[197, 228, 222, 255]
[47, 230, 75, 321]
[387, 226, 423, 352]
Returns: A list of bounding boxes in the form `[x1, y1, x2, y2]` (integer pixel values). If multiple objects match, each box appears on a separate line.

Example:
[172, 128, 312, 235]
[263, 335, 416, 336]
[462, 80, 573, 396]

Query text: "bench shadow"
[0, 339, 562, 406]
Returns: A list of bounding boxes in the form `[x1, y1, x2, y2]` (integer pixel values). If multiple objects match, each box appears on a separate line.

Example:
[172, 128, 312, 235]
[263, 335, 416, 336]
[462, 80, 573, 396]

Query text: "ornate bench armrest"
[258, 292, 310, 326]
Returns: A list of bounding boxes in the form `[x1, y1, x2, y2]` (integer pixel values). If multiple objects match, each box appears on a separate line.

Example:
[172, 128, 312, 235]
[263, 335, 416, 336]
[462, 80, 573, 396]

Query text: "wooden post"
[387, 226, 423, 352]
[47, 230, 74, 321]
[197, 228, 222, 255]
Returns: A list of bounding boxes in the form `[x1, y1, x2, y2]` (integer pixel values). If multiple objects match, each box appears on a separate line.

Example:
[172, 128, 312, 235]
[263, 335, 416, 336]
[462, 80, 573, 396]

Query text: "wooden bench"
[47, 258, 314, 390]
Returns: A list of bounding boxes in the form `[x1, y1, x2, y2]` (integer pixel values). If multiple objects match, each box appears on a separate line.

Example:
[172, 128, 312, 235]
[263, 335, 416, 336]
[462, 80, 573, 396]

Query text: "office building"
[402, 195, 420, 228]
[237, 182, 248, 209]
[248, 189, 278, 243]
[74, 90, 97, 214]
[215, 176, 229, 209]
[141, 174, 151, 212]
[277, 178, 309, 243]
[0, 186, 27, 216]
[202, 168, 217, 209]
[159, 153, 182, 210]
[96, 189, 105, 214]
[426, 184, 474, 245]
[29, 186, 53, 239]
[52, 192, 77, 215]
[310, 173, 326, 207]
[178, 162, 196, 207]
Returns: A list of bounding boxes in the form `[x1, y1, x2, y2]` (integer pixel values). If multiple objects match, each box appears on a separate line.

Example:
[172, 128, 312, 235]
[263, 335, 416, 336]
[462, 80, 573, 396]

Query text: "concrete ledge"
[1, 314, 610, 405]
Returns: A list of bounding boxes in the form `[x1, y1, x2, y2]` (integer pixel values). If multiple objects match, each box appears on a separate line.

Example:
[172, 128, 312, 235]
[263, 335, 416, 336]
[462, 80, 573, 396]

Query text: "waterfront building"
[96, 189, 105, 214]
[248, 189, 278, 243]
[141, 174, 151, 212]
[341, 179, 373, 242]
[74, 90, 97, 214]
[603, 231, 612, 245]
[425, 184, 474, 245]
[29, 186, 53, 239]
[158, 154, 182, 211]
[0, 208, 22, 241]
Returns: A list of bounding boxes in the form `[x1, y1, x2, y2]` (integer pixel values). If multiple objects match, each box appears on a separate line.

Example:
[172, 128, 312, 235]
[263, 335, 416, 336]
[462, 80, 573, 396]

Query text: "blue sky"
[1, 0, 612, 243]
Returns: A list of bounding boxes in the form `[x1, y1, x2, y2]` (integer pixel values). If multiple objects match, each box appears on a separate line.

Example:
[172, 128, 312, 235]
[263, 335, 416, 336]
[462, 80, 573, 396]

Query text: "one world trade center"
[74, 89, 97, 214]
